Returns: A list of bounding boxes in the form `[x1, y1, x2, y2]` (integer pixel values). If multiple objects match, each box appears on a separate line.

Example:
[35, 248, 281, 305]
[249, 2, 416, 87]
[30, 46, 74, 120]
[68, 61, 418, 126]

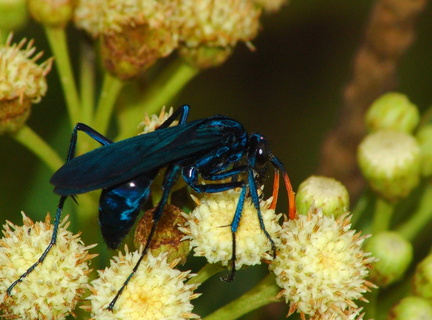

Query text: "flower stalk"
[203, 274, 281, 320]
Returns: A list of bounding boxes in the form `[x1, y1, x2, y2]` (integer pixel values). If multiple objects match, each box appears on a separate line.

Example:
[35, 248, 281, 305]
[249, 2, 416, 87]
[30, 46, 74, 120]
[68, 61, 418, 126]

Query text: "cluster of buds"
[358, 92, 422, 202]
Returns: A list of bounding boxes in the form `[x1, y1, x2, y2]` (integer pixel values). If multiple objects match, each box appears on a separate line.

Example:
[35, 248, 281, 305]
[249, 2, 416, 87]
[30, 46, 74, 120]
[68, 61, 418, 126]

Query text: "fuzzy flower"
[84, 247, 200, 319]
[0, 212, 96, 319]
[74, 0, 182, 79]
[269, 208, 377, 320]
[181, 189, 282, 269]
[138, 106, 177, 134]
[0, 34, 52, 133]
[178, 0, 262, 68]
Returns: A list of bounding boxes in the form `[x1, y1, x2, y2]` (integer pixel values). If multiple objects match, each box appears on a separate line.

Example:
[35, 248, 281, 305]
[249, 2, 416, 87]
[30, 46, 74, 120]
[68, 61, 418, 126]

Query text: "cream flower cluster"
[269, 208, 377, 319]
[0, 34, 52, 104]
[0, 213, 96, 319]
[181, 189, 282, 268]
[85, 247, 200, 319]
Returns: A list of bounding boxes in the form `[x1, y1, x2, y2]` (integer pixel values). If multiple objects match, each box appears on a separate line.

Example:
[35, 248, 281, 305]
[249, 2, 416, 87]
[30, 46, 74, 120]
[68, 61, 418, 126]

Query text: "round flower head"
[365, 231, 413, 287]
[181, 189, 282, 269]
[365, 92, 419, 134]
[0, 34, 52, 133]
[296, 175, 350, 218]
[357, 130, 421, 202]
[0, 212, 96, 319]
[84, 247, 200, 319]
[269, 208, 377, 319]
[75, 0, 182, 79]
[178, 0, 261, 68]
[388, 296, 432, 320]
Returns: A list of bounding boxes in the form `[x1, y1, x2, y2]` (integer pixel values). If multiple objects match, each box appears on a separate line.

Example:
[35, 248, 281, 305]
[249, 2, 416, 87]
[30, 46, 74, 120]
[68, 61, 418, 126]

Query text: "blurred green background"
[1, 0, 432, 319]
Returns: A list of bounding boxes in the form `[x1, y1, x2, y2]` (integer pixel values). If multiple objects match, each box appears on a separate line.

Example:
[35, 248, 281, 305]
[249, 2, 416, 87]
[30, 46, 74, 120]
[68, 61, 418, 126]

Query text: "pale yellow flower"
[181, 189, 282, 269]
[0, 212, 96, 319]
[269, 208, 377, 320]
[85, 247, 200, 319]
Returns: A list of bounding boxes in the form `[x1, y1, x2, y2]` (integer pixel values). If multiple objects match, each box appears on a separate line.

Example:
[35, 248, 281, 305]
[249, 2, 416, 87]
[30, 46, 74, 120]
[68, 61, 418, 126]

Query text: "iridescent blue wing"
[50, 118, 229, 195]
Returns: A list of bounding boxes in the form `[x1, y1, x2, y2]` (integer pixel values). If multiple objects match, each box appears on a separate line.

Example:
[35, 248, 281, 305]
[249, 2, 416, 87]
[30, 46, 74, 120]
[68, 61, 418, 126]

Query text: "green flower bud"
[387, 296, 432, 320]
[295, 176, 349, 218]
[135, 205, 190, 265]
[412, 254, 432, 303]
[0, 0, 28, 32]
[365, 231, 413, 287]
[366, 92, 420, 133]
[416, 125, 432, 177]
[358, 130, 421, 202]
[28, 0, 74, 28]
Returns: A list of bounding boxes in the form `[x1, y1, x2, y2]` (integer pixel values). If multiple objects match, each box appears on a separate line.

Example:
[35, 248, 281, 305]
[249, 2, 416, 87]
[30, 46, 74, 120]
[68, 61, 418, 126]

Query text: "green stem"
[188, 263, 224, 286]
[79, 40, 96, 124]
[372, 197, 395, 234]
[93, 72, 124, 135]
[11, 125, 64, 172]
[116, 58, 199, 141]
[44, 27, 81, 127]
[396, 183, 432, 241]
[203, 274, 281, 320]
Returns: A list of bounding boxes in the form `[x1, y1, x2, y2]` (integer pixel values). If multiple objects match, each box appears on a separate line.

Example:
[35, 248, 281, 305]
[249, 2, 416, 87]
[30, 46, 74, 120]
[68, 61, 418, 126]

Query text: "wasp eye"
[249, 134, 270, 171]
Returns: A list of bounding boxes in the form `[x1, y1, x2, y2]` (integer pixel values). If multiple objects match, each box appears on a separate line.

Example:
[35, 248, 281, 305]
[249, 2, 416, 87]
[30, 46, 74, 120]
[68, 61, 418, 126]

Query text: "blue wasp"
[7, 105, 295, 310]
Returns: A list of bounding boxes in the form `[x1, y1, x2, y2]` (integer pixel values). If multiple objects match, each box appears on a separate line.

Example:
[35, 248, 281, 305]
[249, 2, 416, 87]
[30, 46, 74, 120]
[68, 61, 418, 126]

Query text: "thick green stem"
[93, 72, 124, 135]
[203, 274, 281, 320]
[396, 183, 432, 241]
[116, 58, 199, 141]
[44, 27, 81, 127]
[372, 197, 395, 234]
[11, 125, 64, 172]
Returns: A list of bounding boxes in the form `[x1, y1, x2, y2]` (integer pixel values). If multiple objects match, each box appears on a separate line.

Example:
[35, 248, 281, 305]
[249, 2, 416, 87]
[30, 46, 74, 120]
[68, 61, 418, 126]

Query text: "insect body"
[7, 105, 295, 310]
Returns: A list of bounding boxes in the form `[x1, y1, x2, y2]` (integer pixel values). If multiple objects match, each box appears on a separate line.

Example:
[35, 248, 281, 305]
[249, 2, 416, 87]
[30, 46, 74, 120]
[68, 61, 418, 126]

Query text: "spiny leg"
[7, 196, 66, 295]
[7, 124, 114, 296]
[107, 164, 182, 311]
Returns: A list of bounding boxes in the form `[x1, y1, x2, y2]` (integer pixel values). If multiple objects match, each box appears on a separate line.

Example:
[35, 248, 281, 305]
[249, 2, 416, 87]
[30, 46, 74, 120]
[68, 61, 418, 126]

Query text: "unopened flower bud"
[295, 175, 349, 218]
[387, 296, 432, 320]
[135, 205, 190, 265]
[0, 0, 28, 31]
[358, 130, 421, 202]
[28, 0, 74, 28]
[416, 125, 432, 177]
[0, 35, 52, 134]
[365, 231, 413, 287]
[412, 254, 432, 303]
[366, 92, 420, 134]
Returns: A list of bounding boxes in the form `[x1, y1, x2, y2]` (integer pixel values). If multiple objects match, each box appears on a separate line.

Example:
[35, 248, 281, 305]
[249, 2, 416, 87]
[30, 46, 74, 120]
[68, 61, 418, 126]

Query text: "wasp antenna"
[270, 168, 280, 210]
[271, 157, 296, 220]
